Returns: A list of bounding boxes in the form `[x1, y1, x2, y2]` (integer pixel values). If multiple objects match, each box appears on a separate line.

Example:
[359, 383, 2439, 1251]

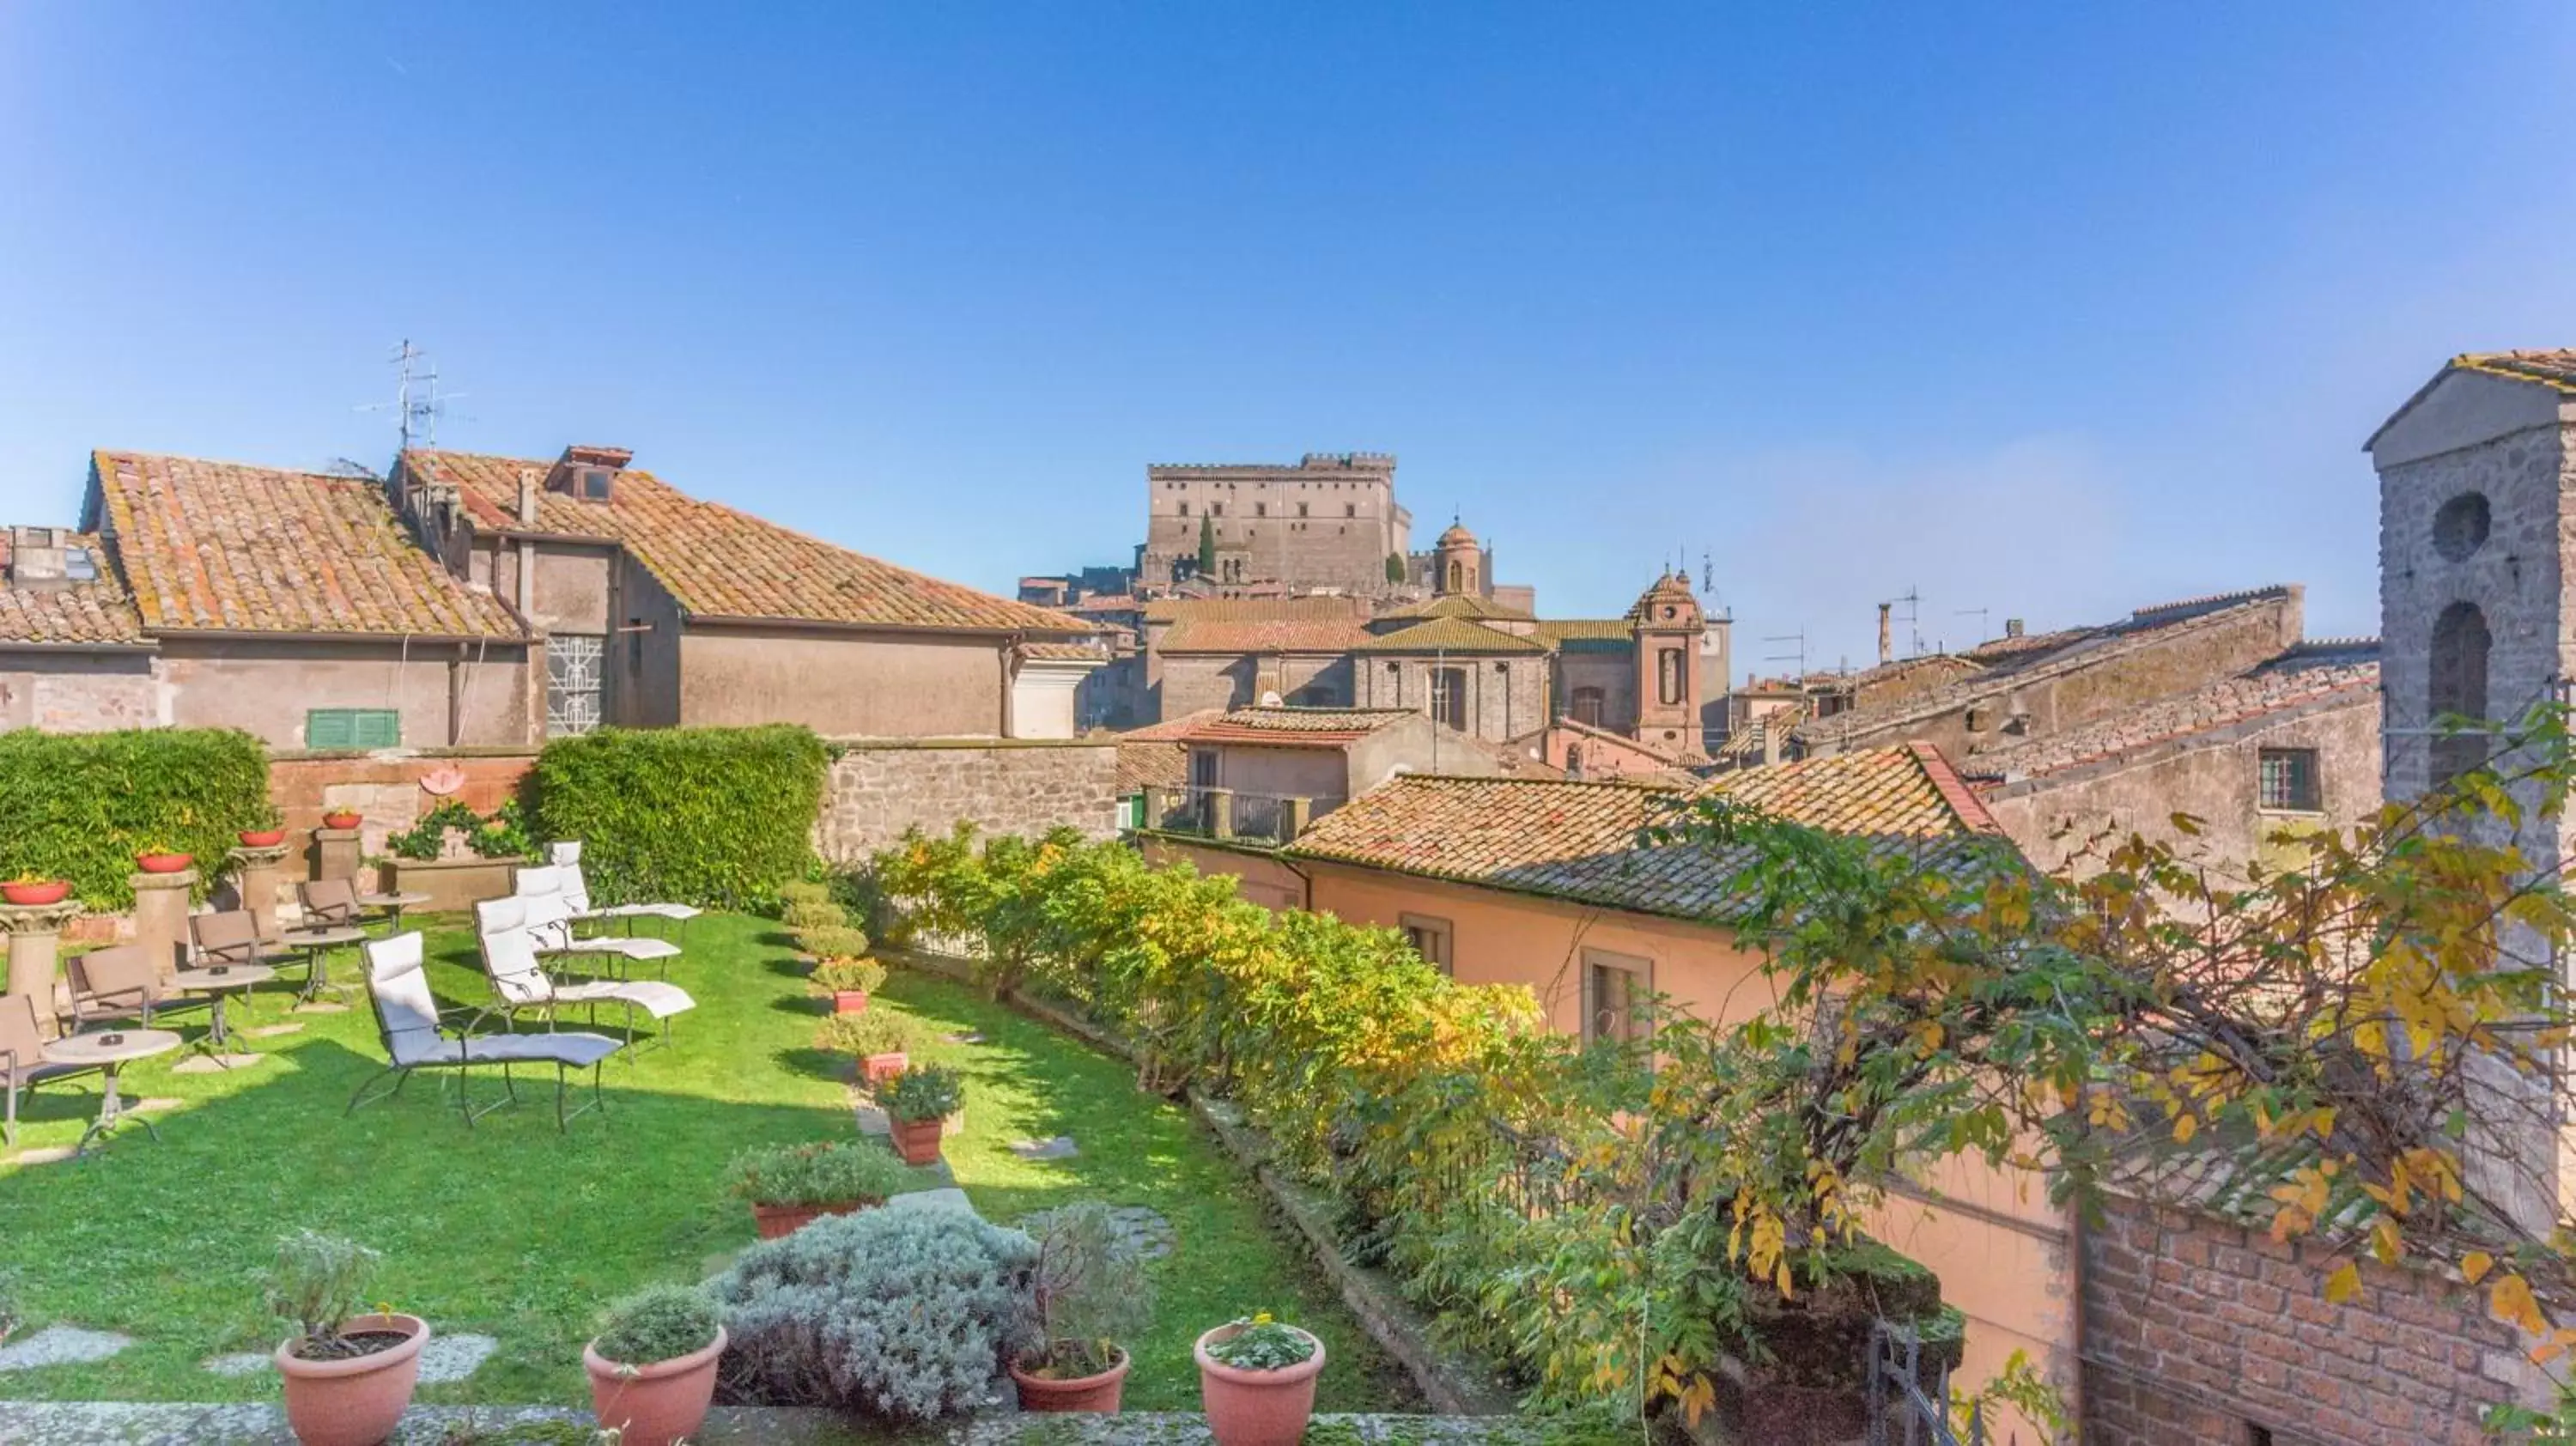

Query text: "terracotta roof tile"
[1959, 642, 2380, 785]
[0, 530, 146, 646]
[1159, 617, 1376, 653]
[1532, 618, 1635, 649]
[1349, 617, 1550, 655]
[1020, 640, 1109, 662]
[1378, 593, 1534, 623]
[1143, 596, 1369, 624]
[1181, 706, 1416, 747]
[403, 449, 1083, 635]
[89, 452, 526, 640]
[2450, 350, 2576, 394]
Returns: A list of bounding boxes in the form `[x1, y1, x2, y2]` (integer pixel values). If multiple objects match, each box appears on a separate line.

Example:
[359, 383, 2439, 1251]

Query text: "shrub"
[781, 898, 847, 932]
[265, 1230, 381, 1359]
[777, 880, 835, 909]
[1204, 1314, 1316, 1370]
[0, 727, 271, 908]
[795, 926, 871, 962]
[880, 1064, 965, 1123]
[528, 724, 829, 909]
[1022, 1202, 1153, 1378]
[593, 1282, 723, 1366]
[387, 799, 532, 862]
[724, 1139, 914, 1206]
[817, 1012, 914, 1060]
[710, 1206, 1037, 1418]
[809, 958, 886, 996]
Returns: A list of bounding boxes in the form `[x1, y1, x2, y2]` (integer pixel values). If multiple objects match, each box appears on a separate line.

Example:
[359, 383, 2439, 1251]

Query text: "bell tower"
[1630, 571, 1704, 752]
[1432, 518, 1481, 597]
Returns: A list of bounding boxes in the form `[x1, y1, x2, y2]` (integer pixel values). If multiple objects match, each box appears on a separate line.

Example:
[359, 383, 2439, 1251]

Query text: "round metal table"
[356, 890, 433, 933]
[42, 1028, 182, 1154]
[278, 925, 370, 1001]
[171, 963, 277, 1059]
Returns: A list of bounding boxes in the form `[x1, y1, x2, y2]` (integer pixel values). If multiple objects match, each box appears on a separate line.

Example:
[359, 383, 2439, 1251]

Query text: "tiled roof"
[1116, 738, 1191, 793]
[1020, 640, 1109, 663]
[1158, 618, 1376, 653]
[2448, 350, 2576, 394]
[1143, 596, 1369, 624]
[1116, 708, 1220, 744]
[1628, 572, 1700, 619]
[1182, 707, 1414, 747]
[88, 452, 527, 640]
[1349, 617, 1550, 655]
[1377, 593, 1533, 623]
[1283, 744, 2002, 921]
[1532, 618, 1634, 647]
[0, 531, 146, 646]
[403, 449, 1083, 635]
[1959, 642, 2380, 786]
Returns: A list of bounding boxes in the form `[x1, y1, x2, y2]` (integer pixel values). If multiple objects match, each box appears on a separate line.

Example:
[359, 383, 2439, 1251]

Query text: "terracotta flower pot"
[276, 1313, 429, 1446]
[860, 1049, 908, 1087]
[135, 852, 193, 874]
[832, 990, 870, 1015]
[585, 1324, 727, 1446]
[889, 1115, 946, 1166]
[1195, 1324, 1325, 1446]
[1, 880, 70, 906]
[239, 829, 288, 848]
[1012, 1349, 1131, 1413]
[321, 811, 363, 831]
[749, 1199, 873, 1240]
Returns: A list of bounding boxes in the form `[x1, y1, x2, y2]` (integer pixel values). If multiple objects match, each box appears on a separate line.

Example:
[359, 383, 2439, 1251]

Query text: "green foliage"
[1195, 515, 1217, 577]
[388, 799, 531, 861]
[1023, 1201, 1153, 1378]
[0, 727, 271, 908]
[528, 725, 829, 909]
[781, 900, 845, 933]
[592, 1282, 721, 1366]
[0, 1266, 22, 1347]
[775, 880, 835, 909]
[796, 925, 872, 962]
[880, 1063, 965, 1123]
[1203, 1315, 1315, 1370]
[265, 1230, 381, 1356]
[723, 1139, 914, 1206]
[817, 1011, 914, 1059]
[1385, 552, 1406, 585]
[809, 957, 886, 995]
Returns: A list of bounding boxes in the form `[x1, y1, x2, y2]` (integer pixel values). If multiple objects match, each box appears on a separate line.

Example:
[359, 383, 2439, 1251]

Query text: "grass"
[0, 914, 1414, 1415]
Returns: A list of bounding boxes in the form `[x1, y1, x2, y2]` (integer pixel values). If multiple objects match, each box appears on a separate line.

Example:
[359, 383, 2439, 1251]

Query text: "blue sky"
[5, 5, 2573, 678]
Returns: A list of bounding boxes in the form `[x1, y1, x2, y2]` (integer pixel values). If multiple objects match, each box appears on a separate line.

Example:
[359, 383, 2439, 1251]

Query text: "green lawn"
[0, 914, 1413, 1414]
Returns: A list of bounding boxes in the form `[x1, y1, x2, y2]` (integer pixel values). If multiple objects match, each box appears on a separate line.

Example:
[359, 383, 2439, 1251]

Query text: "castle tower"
[1629, 571, 1704, 752]
[1433, 519, 1481, 597]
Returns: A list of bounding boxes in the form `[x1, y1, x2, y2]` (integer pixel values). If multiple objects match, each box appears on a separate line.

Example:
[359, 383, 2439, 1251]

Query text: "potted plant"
[808, 957, 886, 1015]
[1194, 1313, 1326, 1446]
[583, 1282, 727, 1446]
[1010, 1202, 1154, 1413]
[818, 1011, 915, 1087]
[320, 809, 364, 832]
[240, 803, 288, 848]
[725, 1139, 914, 1239]
[267, 1230, 429, 1446]
[880, 1064, 965, 1167]
[134, 844, 194, 874]
[2, 873, 70, 907]
[794, 924, 870, 963]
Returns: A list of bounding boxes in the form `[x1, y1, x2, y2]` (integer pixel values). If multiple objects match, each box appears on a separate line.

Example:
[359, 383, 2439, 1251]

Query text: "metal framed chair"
[299, 878, 363, 929]
[65, 944, 207, 1031]
[346, 932, 617, 1132]
[1, 993, 100, 1147]
[191, 908, 291, 968]
[550, 841, 702, 935]
[472, 896, 694, 1057]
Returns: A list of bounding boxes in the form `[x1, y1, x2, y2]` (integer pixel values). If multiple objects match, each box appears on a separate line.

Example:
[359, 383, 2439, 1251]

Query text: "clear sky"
[6, 4, 2573, 678]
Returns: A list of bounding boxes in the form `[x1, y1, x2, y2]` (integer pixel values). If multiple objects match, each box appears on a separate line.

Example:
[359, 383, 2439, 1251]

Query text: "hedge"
[527, 724, 829, 909]
[0, 728, 274, 908]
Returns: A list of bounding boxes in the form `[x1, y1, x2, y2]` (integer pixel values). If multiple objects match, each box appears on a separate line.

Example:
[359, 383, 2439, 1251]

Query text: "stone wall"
[2081, 1192, 2538, 1446]
[815, 738, 1121, 862]
[267, 747, 538, 875]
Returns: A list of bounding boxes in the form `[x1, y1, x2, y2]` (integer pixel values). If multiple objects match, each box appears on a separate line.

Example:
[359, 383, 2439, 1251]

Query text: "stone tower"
[1629, 571, 1704, 753]
[1432, 519, 1482, 597]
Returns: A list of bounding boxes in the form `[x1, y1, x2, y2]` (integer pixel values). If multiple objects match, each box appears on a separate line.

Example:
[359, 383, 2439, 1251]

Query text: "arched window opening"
[2429, 600, 2491, 790]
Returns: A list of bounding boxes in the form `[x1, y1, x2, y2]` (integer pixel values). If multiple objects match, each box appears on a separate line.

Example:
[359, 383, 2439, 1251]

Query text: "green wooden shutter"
[352, 710, 401, 748]
[305, 709, 401, 750]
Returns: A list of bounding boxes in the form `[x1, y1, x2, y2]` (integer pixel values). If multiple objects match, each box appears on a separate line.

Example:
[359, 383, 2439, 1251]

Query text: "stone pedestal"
[227, 844, 293, 941]
[314, 828, 361, 885]
[1, 900, 82, 1037]
[130, 870, 195, 986]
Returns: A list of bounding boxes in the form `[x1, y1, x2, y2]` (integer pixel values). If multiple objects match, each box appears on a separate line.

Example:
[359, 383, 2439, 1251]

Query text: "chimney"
[516, 469, 540, 527]
[7, 526, 70, 591]
[1876, 602, 1893, 666]
[2004, 617, 2025, 639]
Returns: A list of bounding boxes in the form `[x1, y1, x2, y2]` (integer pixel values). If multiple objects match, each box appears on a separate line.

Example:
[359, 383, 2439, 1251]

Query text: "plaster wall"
[0, 651, 156, 731]
[159, 638, 533, 749]
[679, 626, 1004, 737]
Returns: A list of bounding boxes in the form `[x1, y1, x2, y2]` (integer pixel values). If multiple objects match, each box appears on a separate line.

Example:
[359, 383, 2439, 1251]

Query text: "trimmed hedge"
[527, 724, 828, 909]
[0, 728, 274, 908]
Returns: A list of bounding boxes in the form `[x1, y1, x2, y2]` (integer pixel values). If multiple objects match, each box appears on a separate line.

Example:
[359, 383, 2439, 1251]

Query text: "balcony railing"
[1138, 786, 1341, 846]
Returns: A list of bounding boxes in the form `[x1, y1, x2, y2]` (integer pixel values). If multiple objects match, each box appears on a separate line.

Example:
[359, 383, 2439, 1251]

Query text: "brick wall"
[2082, 1193, 2538, 1445]
[267, 747, 538, 872]
[814, 738, 1121, 862]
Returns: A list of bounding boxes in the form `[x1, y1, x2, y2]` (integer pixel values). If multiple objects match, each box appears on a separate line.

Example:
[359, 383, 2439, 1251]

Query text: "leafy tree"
[1195, 515, 1218, 578]
[1386, 551, 1406, 585]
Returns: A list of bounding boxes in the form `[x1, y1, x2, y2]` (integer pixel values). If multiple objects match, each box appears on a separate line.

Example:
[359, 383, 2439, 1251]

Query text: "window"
[1178, 501, 1189, 516]
[1583, 951, 1651, 1043]
[305, 708, 399, 750]
[2257, 748, 2322, 811]
[1432, 665, 1469, 732]
[580, 467, 614, 500]
[1571, 687, 1606, 726]
[1445, 561, 1463, 592]
[1346, 503, 1356, 518]
[2433, 493, 2490, 562]
[2245, 1426, 2275, 1446]
[1297, 502, 1309, 518]
[2430, 600, 2491, 789]
[627, 616, 647, 672]
[1400, 914, 1454, 975]
[1255, 502, 1267, 517]
[547, 633, 606, 737]
[1657, 648, 1686, 705]
[1212, 503, 1224, 518]
[1189, 750, 1218, 789]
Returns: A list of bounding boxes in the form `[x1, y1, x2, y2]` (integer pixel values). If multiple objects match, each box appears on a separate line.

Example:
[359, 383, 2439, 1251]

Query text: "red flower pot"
[832, 990, 870, 1015]
[749, 1199, 873, 1240]
[135, 852, 193, 874]
[1, 880, 70, 906]
[860, 1050, 908, 1087]
[239, 829, 288, 848]
[1012, 1350, 1132, 1413]
[1195, 1324, 1325, 1446]
[321, 811, 363, 831]
[586, 1325, 727, 1446]
[889, 1115, 946, 1166]
[276, 1313, 430, 1446]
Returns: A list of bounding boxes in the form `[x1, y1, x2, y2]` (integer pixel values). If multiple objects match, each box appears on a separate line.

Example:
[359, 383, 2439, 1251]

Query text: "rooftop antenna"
[1762, 629, 1808, 682]
[1954, 606, 1990, 647]
[1880, 585, 1923, 659]
[355, 339, 465, 452]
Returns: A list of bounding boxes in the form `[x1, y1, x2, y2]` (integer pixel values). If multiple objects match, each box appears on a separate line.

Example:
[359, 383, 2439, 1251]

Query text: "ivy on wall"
[527, 724, 828, 909]
[0, 727, 273, 908]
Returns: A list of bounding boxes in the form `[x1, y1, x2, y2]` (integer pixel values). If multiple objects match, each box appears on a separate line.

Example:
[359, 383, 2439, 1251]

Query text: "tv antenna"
[1880, 586, 1923, 658]
[356, 339, 466, 451]
[1955, 607, 1990, 646]
[1763, 629, 1809, 682]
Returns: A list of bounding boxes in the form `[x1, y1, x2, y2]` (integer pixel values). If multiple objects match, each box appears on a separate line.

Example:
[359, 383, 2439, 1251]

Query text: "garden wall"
[815, 738, 1120, 861]
[268, 745, 538, 866]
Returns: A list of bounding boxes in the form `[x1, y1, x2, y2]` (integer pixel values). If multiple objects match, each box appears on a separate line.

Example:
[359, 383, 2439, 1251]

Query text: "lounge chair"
[514, 866, 681, 978]
[2, 993, 100, 1147]
[473, 896, 695, 1054]
[299, 878, 363, 929]
[549, 841, 702, 932]
[347, 932, 617, 1131]
[65, 944, 208, 1031]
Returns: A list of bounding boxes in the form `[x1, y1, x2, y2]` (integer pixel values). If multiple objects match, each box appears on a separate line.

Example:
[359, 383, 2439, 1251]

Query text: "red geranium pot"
[1011, 1349, 1132, 1413]
[832, 990, 870, 1015]
[749, 1199, 873, 1240]
[585, 1324, 727, 1446]
[860, 1049, 908, 1087]
[135, 852, 193, 874]
[321, 811, 363, 831]
[889, 1115, 945, 1166]
[1, 879, 70, 906]
[1195, 1323, 1325, 1446]
[239, 829, 289, 848]
[276, 1313, 430, 1446]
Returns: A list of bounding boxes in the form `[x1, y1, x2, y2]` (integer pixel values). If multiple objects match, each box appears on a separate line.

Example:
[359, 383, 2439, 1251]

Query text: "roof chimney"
[7, 526, 70, 592]
[1876, 601, 1893, 666]
[2004, 617, 2025, 638]
[516, 468, 541, 528]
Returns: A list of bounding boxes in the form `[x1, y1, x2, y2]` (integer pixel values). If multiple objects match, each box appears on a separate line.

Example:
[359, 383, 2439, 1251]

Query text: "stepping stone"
[884, 1187, 976, 1218]
[414, 1332, 498, 1383]
[1017, 1204, 1176, 1261]
[131, 1097, 183, 1114]
[0, 1325, 132, 1371]
[202, 1351, 272, 1377]
[944, 1030, 986, 1044]
[244, 1023, 306, 1038]
[173, 1054, 265, 1074]
[854, 1103, 890, 1135]
[290, 1002, 349, 1015]
[7, 1146, 76, 1167]
[1009, 1135, 1078, 1161]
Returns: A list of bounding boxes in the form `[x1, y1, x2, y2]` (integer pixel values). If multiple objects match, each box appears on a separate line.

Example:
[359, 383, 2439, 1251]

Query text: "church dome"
[1628, 571, 1700, 621]
[1437, 521, 1478, 549]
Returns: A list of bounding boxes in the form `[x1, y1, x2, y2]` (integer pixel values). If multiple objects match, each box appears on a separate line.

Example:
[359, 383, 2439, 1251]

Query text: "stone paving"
[1007, 1135, 1078, 1161]
[1012, 1204, 1176, 1261]
[0, 1327, 134, 1373]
